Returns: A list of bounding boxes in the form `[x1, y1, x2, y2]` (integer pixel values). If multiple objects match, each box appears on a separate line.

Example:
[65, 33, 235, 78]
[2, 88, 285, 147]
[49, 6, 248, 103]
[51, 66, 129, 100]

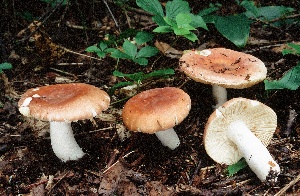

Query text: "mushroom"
[179, 48, 267, 108]
[204, 97, 280, 182]
[18, 83, 110, 162]
[122, 87, 191, 150]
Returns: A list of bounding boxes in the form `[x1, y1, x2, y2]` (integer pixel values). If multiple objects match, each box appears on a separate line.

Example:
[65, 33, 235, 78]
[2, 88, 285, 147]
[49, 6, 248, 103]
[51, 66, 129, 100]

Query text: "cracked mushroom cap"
[179, 48, 267, 89]
[18, 83, 110, 122]
[122, 87, 191, 133]
[204, 98, 277, 165]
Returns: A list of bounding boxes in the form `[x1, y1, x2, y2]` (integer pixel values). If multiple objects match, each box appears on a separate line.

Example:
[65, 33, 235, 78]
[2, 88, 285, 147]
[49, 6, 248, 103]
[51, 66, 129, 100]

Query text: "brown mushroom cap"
[122, 87, 191, 134]
[18, 83, 110, 122]
[204, 98, 277, 165]
[179, 48, 267, 89]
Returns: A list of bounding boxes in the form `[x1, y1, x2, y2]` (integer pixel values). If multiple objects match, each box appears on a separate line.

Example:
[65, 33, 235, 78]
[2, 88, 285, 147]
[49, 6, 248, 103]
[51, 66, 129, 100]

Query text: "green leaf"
[99, 42, 108, 51]
[264, 63, 300, 90]
[214, 14, 251, 47]
[176, 13, 195, 31]
[153, 26, 174, 33]
[198, 3, 221, 16]
[136, 46, 158, 58]
[184, 32, 198, 42]
[0, 62, 12, 73]
[191, 15, 208, 30]
[282, 43, 300, 55]
[240, 0, 259, 17]
[136, 0, 165, 26]
[226, 158, 248, 176]
[113, 70, 144, 81]
[122, 40, 137, 58]
[109, 81, 135, 96]
[136, 0, 164, 17]
[165, 0, 190, 19]
[133, 58, 148, 66]
[244, 6, 294, 21]
[135, 32, 154, 45]
[144, 68, 175, 79]
[85, 45, 101, 53]
[111, 50, 131, 59]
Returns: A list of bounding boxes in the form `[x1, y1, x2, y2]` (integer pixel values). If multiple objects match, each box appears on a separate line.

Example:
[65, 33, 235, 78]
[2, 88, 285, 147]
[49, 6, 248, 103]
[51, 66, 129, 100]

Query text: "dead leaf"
[154, 40, 182, 59]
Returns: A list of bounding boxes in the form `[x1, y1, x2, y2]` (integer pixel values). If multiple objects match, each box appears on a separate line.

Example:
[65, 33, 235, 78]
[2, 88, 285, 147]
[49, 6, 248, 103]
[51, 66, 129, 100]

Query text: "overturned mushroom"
[204, 97, 280, 182]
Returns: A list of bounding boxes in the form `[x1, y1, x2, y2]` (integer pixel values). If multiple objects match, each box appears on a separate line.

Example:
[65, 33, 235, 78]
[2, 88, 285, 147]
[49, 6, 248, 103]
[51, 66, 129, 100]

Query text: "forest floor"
[0, 0, 300, 195]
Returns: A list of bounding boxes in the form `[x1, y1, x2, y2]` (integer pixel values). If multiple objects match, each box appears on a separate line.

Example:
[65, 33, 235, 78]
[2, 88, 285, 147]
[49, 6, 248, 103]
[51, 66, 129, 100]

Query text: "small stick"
[274, 173, 300, 196]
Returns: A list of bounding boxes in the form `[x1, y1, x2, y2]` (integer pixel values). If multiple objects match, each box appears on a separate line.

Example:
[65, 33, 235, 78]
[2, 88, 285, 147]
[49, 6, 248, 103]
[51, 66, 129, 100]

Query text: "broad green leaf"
[113, 70, 144, 81]
[0, 62, 13, 73]
[144, 68, 175, 79]
[184, 32, 198, 42]
[191, 15, 208, 30]
[282, 43, 300, 55]
[136, 0, 166, 26]
[264, 63, 300, 90]
[133, 58, 148, 66]
[99, 42, 108, 51]
[136, 0, 164, 17]
[164, 17, 177, 28]
[240, 0, 259, 17]
[153, 26, 173, 33]
[135, 32, 154, 45]
[111, 50, 131, 59]
[165, 0, 190, 19]
[198, 3, 221, 16]
[122, 40, 137, 58]
[226, 158, 248, 176]
[244, 6, 294, 21]
[173, 27, 191, 36]
[214, 14, 251, 47]
[85, 45, 101, 53]
[176, 13, 195, 31]
[136, 46, 158, 58]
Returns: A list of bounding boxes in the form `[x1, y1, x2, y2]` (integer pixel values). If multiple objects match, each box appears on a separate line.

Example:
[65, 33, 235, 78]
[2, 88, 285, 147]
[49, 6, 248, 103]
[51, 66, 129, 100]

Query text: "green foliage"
[86, 31, 158, 66]
[264, 43, 300, 90]
[226, 158, 248, 176]
[136, 0, 207, 42]
[113, 68, 174, 84]
[202, 1, 295, 47]
[212, 14, 251, 47]
[0, 62, 12, 73]
[109, 68, 175, 94]
[264, 62, 300, 90]
[282, 43, 300, 55]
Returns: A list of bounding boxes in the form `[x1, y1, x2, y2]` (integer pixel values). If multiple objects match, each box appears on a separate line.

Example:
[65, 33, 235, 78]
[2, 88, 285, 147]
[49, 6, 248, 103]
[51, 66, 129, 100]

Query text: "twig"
[274, 173, 300, 196]
[102, 0, 121, 32]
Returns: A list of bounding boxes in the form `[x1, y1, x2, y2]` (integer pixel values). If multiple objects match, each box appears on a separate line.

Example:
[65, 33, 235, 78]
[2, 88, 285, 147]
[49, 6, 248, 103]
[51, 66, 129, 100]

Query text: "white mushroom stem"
[227, 120, 280, 181]
[154, 128, 180, 150]
[50, 122, 85, 162]
[212, 84, 227, 108]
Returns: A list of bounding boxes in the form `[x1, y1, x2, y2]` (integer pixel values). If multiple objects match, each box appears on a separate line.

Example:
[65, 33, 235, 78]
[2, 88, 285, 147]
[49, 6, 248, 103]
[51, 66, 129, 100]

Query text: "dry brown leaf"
[154, 40, 182, 59]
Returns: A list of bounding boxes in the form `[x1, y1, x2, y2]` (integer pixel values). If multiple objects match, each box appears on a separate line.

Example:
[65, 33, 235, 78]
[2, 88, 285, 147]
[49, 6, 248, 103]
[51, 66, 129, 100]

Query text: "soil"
[0, 0, 300, 195]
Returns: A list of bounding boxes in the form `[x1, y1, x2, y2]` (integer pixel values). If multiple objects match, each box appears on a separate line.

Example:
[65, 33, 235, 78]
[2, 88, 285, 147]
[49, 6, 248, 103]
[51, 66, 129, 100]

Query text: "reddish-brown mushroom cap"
[179, 48, 267, 89]
[122, 87, 191, 134]
[18, 83, 110, 122]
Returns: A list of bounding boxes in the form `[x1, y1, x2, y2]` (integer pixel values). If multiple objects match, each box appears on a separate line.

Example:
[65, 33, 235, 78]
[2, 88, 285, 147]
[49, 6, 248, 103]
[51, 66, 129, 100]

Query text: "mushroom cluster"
[18, 83, 110, 162]
[179, 48, 267, 108]
[18, 48, 280, 183]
